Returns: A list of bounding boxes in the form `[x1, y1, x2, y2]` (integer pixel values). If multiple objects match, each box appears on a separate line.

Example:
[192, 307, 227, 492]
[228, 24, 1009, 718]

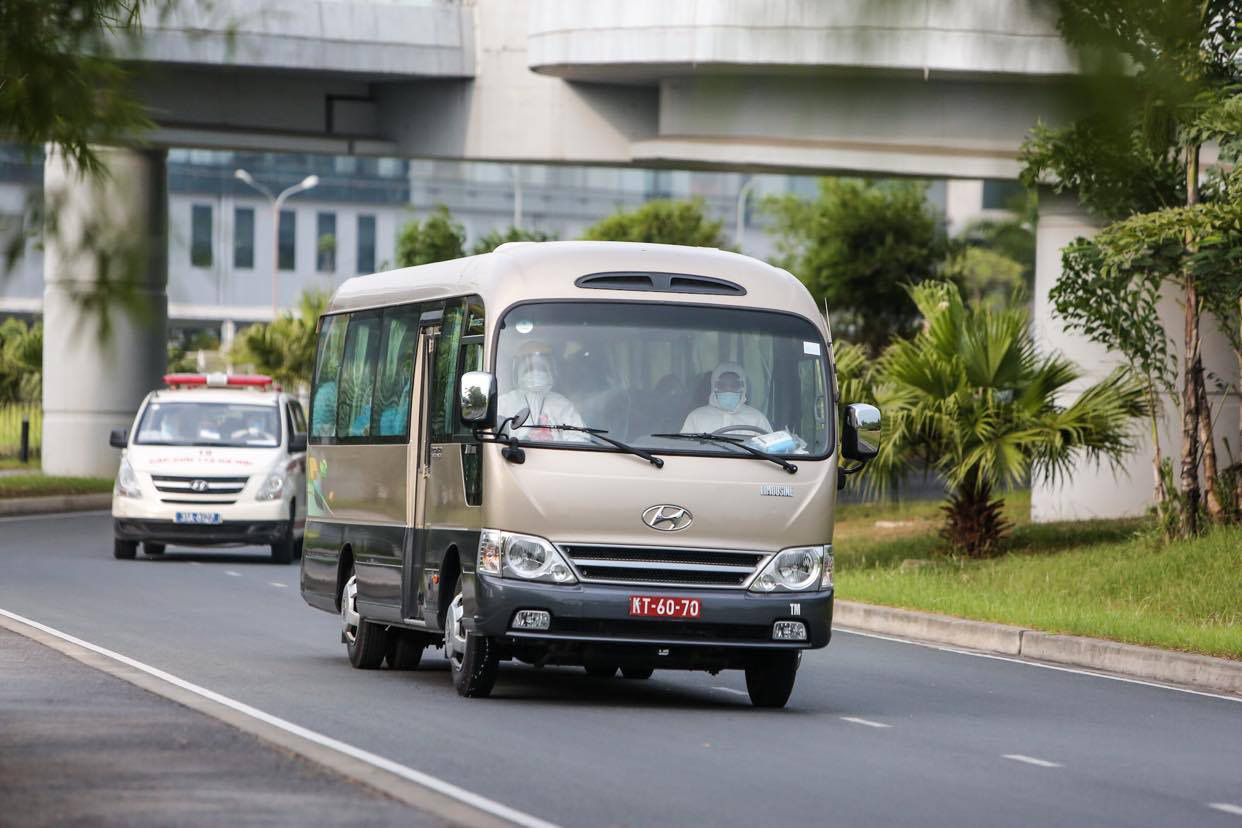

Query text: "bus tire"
[744, 651, 800, 708]
[143, 542, 166, 556]
[386, 632, 426, 670]
[446, 581, 498, 698]
[341, 571, 387, 669]
[621, 666, 655, 680]
[113, 539, 137, 560]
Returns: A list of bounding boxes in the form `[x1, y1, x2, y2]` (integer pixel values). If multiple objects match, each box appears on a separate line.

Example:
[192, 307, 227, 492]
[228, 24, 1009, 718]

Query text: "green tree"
[764, 179, 947, 353]
[231, 290, 328, 390]
[395, 206, 465, 267]
[1020, 0, 1242, 533]
[0, 318, 43, 403]
[581, 198, 726, 247]
[859, 282, 1147, 557]
[955, 189, 1037, 291]
[469, 225, 556, 255]
[943, 247, 1025, 308]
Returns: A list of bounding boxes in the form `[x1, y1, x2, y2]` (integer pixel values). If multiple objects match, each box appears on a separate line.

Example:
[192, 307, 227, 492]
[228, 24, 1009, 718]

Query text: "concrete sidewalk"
[0, 627, 443, 827]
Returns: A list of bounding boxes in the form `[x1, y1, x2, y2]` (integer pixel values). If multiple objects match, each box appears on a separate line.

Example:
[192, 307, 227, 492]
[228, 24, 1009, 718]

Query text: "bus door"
[401, 312, 440, 623]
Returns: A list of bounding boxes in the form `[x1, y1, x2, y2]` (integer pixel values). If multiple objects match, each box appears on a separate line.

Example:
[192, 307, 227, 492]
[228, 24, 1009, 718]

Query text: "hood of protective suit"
[707, 362, 748, 411]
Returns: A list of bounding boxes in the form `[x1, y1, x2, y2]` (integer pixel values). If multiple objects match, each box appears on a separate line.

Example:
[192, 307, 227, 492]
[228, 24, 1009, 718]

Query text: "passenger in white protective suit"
[681, 362, 773, 434]
[496, 341, 586, 441]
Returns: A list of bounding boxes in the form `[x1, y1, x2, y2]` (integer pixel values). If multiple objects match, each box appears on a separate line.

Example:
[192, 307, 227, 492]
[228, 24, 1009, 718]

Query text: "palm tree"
[231, 290, 329, 390]
[856, 282, 1148, 556]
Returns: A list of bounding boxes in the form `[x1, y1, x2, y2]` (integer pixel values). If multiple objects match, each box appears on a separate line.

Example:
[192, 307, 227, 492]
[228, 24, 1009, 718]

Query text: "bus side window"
[372, 306, 420, 440]
[336, 314, 382, 439]
[309, 314, 348, 442]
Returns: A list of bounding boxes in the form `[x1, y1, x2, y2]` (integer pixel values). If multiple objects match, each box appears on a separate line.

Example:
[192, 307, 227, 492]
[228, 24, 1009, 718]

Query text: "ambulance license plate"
[629, 596, 701, 619]
[175, 511, 222, 525]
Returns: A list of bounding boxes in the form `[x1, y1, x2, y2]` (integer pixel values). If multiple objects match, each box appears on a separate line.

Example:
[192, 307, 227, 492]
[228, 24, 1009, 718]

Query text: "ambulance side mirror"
[109, 429, 128, 449]
[459, 371, 496, 428]
[288, 433, 307, 453]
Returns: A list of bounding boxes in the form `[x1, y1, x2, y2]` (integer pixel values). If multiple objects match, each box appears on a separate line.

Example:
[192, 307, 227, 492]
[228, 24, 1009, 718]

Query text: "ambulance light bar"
[163, 373, 278, 390]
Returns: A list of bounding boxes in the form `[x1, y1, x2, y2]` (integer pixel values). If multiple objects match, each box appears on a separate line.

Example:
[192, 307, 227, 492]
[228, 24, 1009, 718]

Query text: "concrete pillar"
[1031, 190, 1240, 521]
[42, 146, 168, 477]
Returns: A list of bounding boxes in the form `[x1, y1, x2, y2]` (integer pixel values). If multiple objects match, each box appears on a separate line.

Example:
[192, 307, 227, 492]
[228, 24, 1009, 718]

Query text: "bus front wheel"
[445, 581, 498, 698]
[744, 651, 800, 708]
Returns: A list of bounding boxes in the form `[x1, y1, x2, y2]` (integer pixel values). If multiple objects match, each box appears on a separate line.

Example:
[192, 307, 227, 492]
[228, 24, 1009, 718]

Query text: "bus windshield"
[135, 402, 282, 448]
[494, 301, 832, 458]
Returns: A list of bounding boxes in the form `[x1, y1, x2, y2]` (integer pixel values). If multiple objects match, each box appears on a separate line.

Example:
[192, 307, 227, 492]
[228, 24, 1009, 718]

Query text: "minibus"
[299, 241, 879, 707]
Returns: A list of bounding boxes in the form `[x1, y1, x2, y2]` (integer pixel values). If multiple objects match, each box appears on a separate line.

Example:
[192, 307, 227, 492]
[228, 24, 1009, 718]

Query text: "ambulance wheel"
[270, 536, 295, 564]
[621, 666, 655, 680]
[341, 572, 388, 669]
[744, 651, 800, 708]
[446, 581, 498, 698]
[113, 539, 137, 560]
[143, 542, 165, 556]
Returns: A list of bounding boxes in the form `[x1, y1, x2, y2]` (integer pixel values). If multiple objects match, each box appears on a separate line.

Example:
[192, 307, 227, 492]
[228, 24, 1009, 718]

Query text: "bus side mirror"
[841, 403, 880, 462]
[109, 429, 128, 449]
[460, 371, 496, 428]
[289, 433, 307, 453]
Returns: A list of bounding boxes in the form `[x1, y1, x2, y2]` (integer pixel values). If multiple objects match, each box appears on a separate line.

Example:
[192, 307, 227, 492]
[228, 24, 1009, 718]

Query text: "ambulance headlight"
[749, 545, 828, 593]
[256, 473, 285, 501]
[477, 529, 577, 585]
[115, 457, 142, 499]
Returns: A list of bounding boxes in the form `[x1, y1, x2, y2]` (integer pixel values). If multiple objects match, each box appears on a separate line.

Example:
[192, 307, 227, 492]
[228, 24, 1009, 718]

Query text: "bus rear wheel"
[386, 631, 426, 670]
[341, 572, 387, 669]
[445, 582, 498, 697]
[744, 651, 800, 708]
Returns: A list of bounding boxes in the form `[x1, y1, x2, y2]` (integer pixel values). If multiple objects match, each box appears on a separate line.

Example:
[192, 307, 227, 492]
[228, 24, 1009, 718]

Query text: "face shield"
[514, 348, 555, 395]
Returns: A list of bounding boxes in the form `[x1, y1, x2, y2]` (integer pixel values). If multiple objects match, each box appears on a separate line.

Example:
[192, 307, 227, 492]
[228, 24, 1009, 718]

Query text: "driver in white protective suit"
[681, 362, 773, 434]
[496, 340, 586, 441]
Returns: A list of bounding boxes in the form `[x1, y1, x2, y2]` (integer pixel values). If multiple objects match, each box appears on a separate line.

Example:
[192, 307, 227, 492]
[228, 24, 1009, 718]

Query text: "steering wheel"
[711, 424, 766, 437]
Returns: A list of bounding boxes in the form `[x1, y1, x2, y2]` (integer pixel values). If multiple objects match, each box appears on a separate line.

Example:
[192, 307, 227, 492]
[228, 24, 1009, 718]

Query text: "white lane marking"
[713, 686, 749, 697]
[0, 608, 559, 828]
[269, 582, 287, 588]
[838, 628, 1242, 704]
[225, 570, 241, 577]
[840, 716, 891, 729]
[1003, 754, 1062, 768]
[1209, 803, 1242, 816]
[0, 509, 111, 523]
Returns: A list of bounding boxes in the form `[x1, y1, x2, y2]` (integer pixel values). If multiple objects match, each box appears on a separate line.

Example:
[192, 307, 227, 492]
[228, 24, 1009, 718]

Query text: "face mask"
[714, 391, 742, 411]
[520, 370, 553, 394]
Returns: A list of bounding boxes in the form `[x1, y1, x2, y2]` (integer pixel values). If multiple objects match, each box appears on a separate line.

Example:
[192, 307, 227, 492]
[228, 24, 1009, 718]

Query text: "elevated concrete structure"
[40, 0, 1236, 519]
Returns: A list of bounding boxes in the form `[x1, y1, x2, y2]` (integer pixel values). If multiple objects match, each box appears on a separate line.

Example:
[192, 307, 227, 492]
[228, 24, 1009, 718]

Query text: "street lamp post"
[234, 169, 319, 319]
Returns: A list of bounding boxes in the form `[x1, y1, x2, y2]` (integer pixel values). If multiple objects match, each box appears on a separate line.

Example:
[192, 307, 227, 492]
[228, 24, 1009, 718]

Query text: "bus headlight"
[256, 473, 285, 501]
[477, 529, 577, 585]
[749, 545, 828, 593]
[115, 457, 142, 499]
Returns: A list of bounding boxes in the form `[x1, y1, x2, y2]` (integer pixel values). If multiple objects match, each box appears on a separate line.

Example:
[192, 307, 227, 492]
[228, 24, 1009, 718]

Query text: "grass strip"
[0, 475, 114, 499]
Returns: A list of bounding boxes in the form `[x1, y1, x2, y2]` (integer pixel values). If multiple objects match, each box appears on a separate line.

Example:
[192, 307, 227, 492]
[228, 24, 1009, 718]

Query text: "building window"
[191, 204, 212, 267]
[356, 214, 376, 274]
[234, 207, 255, 269]
[317, 212, 336, 273]
[982, 179, 1025, 211]
[278, 209, 296, 271]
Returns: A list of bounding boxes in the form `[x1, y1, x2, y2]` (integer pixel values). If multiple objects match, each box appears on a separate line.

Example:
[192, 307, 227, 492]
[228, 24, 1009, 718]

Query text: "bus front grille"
[559, 544, 767, 589]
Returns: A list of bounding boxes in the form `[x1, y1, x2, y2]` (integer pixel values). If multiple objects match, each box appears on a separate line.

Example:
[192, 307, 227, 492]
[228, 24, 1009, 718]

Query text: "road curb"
[0, 493, 112, 516]
[834, 600, 1242, 696]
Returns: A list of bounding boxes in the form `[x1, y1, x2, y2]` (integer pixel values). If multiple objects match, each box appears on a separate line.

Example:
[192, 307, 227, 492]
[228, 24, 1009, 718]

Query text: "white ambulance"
[109, 373, 308, 563]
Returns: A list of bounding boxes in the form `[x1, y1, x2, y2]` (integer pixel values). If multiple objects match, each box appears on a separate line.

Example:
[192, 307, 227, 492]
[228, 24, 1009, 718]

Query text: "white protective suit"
[681, 362, 773, 434]
[496, 343, 586, 441]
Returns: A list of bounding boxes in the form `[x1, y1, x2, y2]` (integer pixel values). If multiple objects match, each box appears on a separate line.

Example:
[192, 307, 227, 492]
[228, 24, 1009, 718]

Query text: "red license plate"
[629, 595, 701, 619]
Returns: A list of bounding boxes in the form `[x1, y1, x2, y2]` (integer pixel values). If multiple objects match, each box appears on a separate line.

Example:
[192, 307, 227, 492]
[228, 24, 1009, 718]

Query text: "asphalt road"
[1, 511, 1240, 828]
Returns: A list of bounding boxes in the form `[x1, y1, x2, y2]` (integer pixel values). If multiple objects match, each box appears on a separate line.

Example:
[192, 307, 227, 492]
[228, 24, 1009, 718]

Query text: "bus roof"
[325, 241, 822, 331]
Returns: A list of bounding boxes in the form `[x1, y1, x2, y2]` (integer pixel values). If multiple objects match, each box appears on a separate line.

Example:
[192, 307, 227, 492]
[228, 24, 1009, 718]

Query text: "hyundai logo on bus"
[642, 504, 693, 531]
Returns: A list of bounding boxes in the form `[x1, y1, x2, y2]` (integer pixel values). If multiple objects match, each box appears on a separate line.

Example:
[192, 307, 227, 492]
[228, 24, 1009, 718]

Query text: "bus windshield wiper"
[546, 425, 664, 468]
[651, 432, 798, 475]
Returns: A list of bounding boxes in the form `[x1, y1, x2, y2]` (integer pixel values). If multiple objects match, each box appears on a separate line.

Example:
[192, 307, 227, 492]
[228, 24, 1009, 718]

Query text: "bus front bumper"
[467, 574, 832, 653]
